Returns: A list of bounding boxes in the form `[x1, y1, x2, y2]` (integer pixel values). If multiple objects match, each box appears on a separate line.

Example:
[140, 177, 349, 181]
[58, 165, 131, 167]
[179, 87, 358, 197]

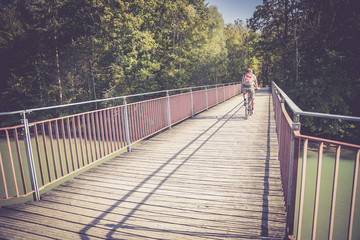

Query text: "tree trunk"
[292, 1, 300, 82]
[88, 58, 97, 109]
[54, 33, 62, 103]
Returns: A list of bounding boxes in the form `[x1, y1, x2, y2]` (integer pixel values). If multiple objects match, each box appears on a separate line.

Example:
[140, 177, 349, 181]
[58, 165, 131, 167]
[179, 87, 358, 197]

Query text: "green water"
[293, 145, 360, 239]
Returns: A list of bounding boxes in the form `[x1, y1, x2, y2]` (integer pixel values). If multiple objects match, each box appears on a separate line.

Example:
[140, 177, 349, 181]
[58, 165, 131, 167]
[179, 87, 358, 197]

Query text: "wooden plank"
[0, 90, 286, 239]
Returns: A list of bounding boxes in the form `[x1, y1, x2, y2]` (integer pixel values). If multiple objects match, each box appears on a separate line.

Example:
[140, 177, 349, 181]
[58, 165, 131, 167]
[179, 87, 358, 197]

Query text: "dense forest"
[0, 0, 256, 113]
[0, 0, 359, 143]
[248, 0, 360, 143]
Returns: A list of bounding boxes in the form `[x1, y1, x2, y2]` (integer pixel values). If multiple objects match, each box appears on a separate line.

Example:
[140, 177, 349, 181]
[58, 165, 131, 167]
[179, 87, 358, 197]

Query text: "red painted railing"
[0, 83, 241, 202]
[272, 82, 360, 239]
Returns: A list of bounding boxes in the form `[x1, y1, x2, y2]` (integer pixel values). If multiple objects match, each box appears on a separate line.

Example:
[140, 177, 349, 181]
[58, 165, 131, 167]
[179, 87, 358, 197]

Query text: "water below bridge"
[0, 89, 286, 239]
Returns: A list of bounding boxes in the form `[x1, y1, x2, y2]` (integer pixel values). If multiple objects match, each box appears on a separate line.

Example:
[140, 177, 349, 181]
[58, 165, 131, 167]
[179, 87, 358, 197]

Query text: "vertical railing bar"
[127, 104, 134, 143]
[77, 116, 85, 168]
[60, 119, 70, 174]
[159, 98, 164, 129]
[86, 113, 94, 162]
[134, 104, 140, 140]
[118, 107, 124, 149]
[151, 99, 156, 133]
[190, 88, 194, 118]
[5, 129, 19, 197]
[155, 99, 160, 132]
[121, 106, 127, 148]
[152, 100, 157, 132]
[114, 108, 120, 151]
[166, 91, 172, 130]
[107, 109, 113, 153]
[134, 104, 139, 141]
[144, 101, 150, 136]
[141, 102, 147, 138]
[329, 145, 341, 240]
[157, 98, 162, 130]
[223, 85, 225, 102]
[22, 113, 40, 201]
[144, 101, 148, 137]
[0, 153, 9, 199]
[205, 87, 209, 111]
[82, 114, 89, 165]
[41, 123, 52, 181]
[54, 120, 64, 177]
[72, 116, 80, 170]
[110, 109, 115, 152]
[133, 104, 139, 141]
[216, 85, 218, 105]
[278, 98, 284, 145]
[99, 111, 105, 156]
[48, 121, 58, 179]
[91, 112, 99, 160]
[297, 138, 308, 240]
[66, 118, 75, 172]
[347, 149, 360, 240]
[139, 103, 145, 139]
[14, 129, 27, 194]
[135, 104, 141, 140]
[123, 97, 131, 152]
[103, 110, 109, 155]
[96, 111, 103, 158]
[163, 98, 167, 128]
[150, 100, 155, 135]
[33, 124, 45, 185]
[311, 142, 324, 240]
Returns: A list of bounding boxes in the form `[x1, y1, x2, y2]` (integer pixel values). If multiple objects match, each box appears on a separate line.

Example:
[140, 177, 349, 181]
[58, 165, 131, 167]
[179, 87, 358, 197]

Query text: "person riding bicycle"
[241, 68, 259, 114]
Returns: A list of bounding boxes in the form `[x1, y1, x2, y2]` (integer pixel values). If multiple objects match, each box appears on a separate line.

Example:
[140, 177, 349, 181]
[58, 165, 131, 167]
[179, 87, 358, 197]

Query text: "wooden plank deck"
[0, 89, 286, 239]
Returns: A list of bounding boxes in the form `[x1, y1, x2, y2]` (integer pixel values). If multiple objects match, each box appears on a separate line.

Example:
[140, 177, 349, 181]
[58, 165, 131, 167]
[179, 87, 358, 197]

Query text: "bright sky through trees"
[206, 0, 263, 24]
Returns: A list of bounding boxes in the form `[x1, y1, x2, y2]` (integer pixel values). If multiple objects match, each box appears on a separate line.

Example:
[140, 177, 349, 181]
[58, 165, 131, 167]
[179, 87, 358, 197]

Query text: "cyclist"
[241, 68, 259, 114]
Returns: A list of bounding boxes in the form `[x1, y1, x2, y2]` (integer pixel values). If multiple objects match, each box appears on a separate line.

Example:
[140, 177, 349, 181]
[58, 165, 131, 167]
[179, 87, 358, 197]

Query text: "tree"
[249, 0, 360, 143]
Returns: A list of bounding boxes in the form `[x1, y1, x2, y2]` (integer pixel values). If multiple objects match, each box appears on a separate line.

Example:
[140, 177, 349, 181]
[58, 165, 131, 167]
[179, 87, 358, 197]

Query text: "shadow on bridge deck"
[0, 89, 286, 239]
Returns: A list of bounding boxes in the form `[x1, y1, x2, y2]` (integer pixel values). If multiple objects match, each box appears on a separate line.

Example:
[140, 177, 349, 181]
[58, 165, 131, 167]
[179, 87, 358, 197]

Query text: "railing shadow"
[79, 101, 243, 239]
[261, 93, 271, 237]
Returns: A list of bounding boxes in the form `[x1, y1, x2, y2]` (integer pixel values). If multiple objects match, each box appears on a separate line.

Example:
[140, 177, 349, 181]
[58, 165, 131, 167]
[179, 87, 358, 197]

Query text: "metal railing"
[0, 83, 241, 203]
[272, 81, 360, 240]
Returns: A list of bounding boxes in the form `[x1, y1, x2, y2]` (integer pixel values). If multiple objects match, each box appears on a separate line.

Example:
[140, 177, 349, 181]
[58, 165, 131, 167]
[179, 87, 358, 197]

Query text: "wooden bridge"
[0, 89, 287, 239]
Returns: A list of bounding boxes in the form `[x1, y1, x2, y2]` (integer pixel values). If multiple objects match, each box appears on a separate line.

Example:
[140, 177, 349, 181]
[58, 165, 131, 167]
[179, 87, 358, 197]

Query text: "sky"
[205, 0, 263, 24]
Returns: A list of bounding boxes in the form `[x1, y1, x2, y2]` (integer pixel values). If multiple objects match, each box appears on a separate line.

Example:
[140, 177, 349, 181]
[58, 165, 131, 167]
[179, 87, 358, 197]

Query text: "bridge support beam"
[285, 114, 300, 239]
[22, 112, 40, 201]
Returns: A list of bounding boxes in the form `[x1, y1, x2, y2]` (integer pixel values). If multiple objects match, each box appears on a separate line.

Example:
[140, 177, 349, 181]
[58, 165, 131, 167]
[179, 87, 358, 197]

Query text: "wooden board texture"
[0, 89, 286, 239]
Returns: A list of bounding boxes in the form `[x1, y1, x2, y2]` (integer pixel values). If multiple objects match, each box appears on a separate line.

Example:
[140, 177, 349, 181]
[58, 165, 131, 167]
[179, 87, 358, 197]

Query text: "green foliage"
[0, 0, 257, 127]
[249, 0, 360, 144]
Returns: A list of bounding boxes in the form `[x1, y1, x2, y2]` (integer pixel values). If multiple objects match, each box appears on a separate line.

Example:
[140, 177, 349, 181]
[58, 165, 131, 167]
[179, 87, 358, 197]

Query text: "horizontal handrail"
[272, 82, 360, 122]
[294, 130, 360, 148]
